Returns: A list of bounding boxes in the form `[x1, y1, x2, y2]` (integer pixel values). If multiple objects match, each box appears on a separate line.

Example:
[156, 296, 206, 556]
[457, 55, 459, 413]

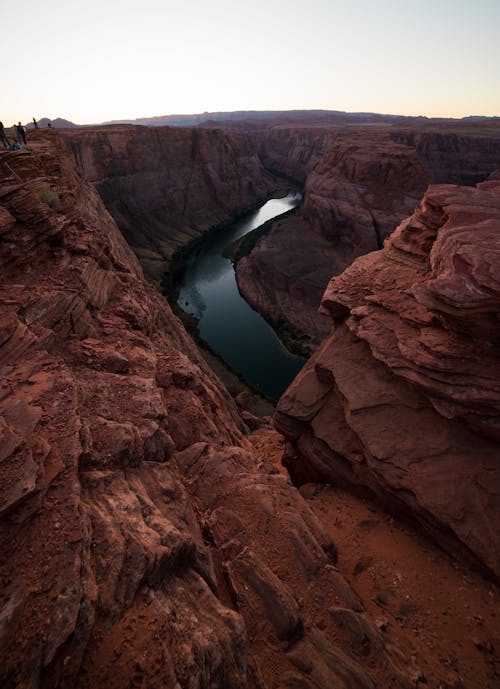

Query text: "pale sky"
[2, 0, 499, 125]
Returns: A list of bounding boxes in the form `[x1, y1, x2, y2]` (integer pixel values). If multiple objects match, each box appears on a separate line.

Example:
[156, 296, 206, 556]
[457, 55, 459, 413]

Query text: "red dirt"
[250, 428, 500, 689]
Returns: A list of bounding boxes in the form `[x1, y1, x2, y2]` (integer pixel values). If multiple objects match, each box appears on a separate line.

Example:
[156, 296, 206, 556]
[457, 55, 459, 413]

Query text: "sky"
[2, 0, 499, 125]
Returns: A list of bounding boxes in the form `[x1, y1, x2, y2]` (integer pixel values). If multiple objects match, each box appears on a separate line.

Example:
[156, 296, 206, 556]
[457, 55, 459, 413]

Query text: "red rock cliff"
[62, 125, 277, 285]
[391, 122, 500, 185]
[1, 131, 418, 688]
[236, 122, 500, 353]
[236, 128, 430, 352]
[275, 179, 500, 580]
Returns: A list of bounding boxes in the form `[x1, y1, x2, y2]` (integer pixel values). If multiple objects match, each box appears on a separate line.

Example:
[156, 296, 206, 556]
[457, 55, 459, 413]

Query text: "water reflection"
[177, 193, 304, 401]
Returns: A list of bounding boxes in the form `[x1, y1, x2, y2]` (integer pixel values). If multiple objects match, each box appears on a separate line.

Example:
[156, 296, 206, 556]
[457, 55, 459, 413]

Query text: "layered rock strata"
[391, 123, 500, 185]
[275, 180, 500, 580]
[61, 125, 277, 285]
[1, 133, 415, 688]
[256, 127, 335, 183]
[237, 130, 430, 352]
[236, 213, 334, 352]
[236, 122, 500, 353]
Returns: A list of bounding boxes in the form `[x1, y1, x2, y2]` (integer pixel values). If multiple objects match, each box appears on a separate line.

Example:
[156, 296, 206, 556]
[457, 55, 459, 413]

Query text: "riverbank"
[233, 211, 334, 356]
[227, 208, 319, 358]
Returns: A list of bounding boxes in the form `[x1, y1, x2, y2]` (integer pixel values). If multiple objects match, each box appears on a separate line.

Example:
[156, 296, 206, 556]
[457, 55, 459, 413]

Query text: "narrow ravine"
[177, 194, 305, 400]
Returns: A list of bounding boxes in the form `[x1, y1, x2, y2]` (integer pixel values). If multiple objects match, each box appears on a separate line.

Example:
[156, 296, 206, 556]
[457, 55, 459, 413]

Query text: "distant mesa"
[26, 117, 79, 129]
[25, 109, 499, 131]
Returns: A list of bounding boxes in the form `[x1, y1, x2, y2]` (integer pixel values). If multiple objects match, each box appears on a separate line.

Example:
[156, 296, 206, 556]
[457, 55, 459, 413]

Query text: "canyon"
[0, 122, 499, 689]
[60, 119, 500, 355]
[237, 120, 500, 352]
[62, 125, 278, 286]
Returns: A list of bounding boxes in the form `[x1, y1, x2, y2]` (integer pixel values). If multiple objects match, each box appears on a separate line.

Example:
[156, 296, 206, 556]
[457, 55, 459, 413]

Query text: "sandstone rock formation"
[236, 213, 334, 352]
[236, 129, 430, 352]
[256, 127, 335, 183]
[275, 179, 500, 580]
[0, 132, 417, 688]
[234, 122, 500, 353]
[62, 125, 277, 285]
[391, 122, 500, 185]
[58, 121, 500, 362]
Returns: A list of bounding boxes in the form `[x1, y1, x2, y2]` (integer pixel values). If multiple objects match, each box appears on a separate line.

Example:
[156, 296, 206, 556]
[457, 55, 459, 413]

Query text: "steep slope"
[391, 122, 500, 184]
[61, 125, 277, 285]
[235, 122, 500, 353]
[236, 129, 430, 352]
[275, 179, 500, 580]
[1, 132, 416, 688]
[256, 127, 335, 183]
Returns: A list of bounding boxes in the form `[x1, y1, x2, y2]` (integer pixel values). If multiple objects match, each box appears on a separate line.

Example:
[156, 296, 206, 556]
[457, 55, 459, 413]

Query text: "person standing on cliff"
[32, 117, 38, 129]
[16, 122, 26, 145]
[0, 122, 9, 148]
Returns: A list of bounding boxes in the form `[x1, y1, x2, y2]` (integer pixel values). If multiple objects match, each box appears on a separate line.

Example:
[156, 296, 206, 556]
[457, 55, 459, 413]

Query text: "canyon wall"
[391, 123, 500, 184]
[59, 122, 500, 359]
[255, 127, 335, 183]
[0, 131, 417, 689]
[235, 122, 500, 353]
[62, 125, 277, 285]
[275, 179, 500, 581]
[236, 129, 430, 352]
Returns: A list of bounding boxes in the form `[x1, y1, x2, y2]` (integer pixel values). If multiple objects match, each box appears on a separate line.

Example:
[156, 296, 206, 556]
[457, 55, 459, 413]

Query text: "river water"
[177, 194, 305, 401]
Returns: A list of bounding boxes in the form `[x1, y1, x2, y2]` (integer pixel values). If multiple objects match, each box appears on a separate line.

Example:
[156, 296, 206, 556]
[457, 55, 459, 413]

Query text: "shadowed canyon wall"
[62, 125, 278, 285]
[61, 122, 500, 358]
[390, 124, 500, 184]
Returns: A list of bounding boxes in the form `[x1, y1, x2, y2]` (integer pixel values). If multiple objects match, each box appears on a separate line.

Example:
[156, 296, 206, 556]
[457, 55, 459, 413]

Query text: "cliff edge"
[275, 179, 500, 580]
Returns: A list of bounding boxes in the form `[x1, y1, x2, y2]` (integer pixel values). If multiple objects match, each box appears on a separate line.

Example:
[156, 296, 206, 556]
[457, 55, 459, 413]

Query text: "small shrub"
[35, 181, 61, 211]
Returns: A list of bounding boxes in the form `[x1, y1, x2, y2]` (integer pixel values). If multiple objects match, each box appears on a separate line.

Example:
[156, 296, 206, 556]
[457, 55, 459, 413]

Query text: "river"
[177, 194, 305, 401]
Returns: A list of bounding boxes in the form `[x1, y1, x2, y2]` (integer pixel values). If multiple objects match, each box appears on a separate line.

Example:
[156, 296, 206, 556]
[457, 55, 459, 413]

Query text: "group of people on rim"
[0, 118, 53, 150]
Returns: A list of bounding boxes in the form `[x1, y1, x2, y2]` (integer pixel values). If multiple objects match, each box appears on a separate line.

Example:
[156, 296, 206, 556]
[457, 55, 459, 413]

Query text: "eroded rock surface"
[1, 132, 415, 688]
[237, 130, 429, 352]
[236, 213, 334, 352]
[236, 122, 500, 352]
[62, 125, 277, 285]
[391, 123, 500, 185]
[275, 180, 500, 580]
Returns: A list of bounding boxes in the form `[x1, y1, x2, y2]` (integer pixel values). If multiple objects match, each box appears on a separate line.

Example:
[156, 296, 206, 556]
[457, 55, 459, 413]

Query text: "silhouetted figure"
[47, 121, 52, 128]
[0, 122, 9, 148]
[16, 122, 26, 145]
[33, 117, 38, 129]
[11, 124, 17, 142]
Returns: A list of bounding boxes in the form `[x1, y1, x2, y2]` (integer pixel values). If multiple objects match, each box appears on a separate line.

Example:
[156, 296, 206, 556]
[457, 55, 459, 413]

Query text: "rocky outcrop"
[301, 133, 429, 250]
[236, 213, 335, 352]
[275, 179, 500, 580]
[1, 132, 416, 688]
[61, 125, 277, 285]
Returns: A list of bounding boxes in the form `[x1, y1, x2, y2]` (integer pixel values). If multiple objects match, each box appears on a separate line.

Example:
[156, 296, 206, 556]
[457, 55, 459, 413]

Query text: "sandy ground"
[250, 428, 500, 689]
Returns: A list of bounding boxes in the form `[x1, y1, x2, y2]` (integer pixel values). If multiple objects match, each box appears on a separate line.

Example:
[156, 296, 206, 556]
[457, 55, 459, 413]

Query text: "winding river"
[177, 194, 305, 401]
